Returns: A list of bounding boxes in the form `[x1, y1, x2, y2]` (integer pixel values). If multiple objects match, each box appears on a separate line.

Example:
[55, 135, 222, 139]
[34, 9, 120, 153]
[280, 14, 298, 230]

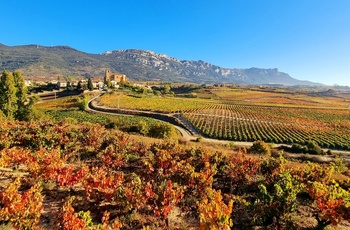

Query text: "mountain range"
[0, 43, 320, 85]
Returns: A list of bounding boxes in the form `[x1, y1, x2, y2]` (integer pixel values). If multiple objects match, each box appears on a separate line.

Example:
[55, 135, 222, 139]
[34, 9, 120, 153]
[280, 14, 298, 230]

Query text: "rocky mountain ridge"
[0, 43, 320, 85]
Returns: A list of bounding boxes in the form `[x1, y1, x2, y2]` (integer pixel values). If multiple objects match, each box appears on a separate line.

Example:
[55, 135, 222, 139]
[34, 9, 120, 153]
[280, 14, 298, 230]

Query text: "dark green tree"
[77, 81, 82, 90]
[13, 70, 28, 120]
[87, 78, 93, 91]
[0, 70, 39, 121]
[0, 70, 17, 119]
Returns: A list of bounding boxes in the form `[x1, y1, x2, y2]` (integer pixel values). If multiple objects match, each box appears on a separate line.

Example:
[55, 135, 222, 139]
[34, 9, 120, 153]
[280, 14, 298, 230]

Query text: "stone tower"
[104, 69, 111, 83]
[104, 69, 127, 83]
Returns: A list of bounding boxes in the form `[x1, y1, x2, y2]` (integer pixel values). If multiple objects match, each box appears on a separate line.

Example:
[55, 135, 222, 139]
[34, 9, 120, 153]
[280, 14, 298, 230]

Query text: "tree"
[0, 70, 39, 121]
[77, 81, 82, 90]
[65, 76, 75, 82]
[13, 70, 29, 120]
[0, 70, 17, 119]
[25, 95, 41, 121]
[87, 77, 93, 91]
[0, 110, 6, 122]
[65, 76, 76, 91]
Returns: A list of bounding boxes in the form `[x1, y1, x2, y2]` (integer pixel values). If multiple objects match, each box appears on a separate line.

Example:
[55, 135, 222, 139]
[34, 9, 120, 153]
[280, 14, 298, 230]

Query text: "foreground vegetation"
[0, 119, 350, 229]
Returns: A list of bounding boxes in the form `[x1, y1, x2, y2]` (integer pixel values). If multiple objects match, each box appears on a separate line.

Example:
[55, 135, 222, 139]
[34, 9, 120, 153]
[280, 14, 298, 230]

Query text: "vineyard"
[209, 87, 350, 108]
[99, 92, 214, 113]
[182, 104, 350, 149]
[1, 85, 349, 229]
[99, 88, 350, 150]
[34, 96, 178, 139]
[1, 119, 350, 229]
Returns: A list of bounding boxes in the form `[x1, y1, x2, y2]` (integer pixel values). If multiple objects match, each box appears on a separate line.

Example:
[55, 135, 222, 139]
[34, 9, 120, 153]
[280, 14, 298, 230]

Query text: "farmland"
[98, 86, 350, 150]
[1, 85, 350, 229]
[33, 95, 178, 139]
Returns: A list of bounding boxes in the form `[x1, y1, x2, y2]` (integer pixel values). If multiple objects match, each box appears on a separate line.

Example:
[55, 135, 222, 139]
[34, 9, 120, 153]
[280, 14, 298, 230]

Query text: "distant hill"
[0, 43, 321, 85]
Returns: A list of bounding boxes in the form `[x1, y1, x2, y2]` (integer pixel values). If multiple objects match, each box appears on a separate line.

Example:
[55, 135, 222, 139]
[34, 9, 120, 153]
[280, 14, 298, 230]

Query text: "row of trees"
[0, 70, 39, 121]
[76, 77, 94, 91]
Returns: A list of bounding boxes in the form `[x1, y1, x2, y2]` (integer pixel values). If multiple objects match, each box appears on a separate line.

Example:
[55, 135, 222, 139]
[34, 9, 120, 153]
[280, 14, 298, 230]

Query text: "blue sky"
[1, 0, 350, 86]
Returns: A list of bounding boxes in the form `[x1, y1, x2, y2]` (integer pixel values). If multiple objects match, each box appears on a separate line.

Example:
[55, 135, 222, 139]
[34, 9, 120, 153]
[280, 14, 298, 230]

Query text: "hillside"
[0, 43, 320, 85]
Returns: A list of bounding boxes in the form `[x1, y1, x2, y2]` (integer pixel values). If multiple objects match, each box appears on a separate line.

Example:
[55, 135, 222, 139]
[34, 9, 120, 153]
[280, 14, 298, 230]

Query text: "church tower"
[104, 69, 111, 83]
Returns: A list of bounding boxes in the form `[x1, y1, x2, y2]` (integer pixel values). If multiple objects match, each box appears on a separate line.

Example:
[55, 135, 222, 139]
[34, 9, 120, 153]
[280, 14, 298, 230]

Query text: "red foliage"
[0, 177, 43, 230]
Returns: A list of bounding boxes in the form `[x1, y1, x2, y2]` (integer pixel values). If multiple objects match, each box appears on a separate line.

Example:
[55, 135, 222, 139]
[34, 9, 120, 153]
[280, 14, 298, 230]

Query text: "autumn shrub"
[216, 151, 261, 194]
[330, 157, 347, 174]
[198, 188, 233, 230]
[250, 140, 271, 156]
[309, 181, 350, 229]
[0, 177, 43, 230]
[290, 162, 333, 185]
[253, 171, 304, 227]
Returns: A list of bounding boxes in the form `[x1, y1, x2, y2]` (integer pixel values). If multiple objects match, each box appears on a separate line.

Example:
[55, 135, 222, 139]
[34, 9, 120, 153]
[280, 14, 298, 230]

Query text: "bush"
[137, 120, 149, 136]
[291, 143, 304, 153]
[77, 94, 89, 111]
[198, 188, 233, 229]
[148, 123, 176, 139]
[251, 140, 271, 156]
[306, 141, 323, 155]
[309, 181, 350, 229]
[290, 142, 324, 155]
[330, 157, 347, 174]
[253, 171, 304, 226]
